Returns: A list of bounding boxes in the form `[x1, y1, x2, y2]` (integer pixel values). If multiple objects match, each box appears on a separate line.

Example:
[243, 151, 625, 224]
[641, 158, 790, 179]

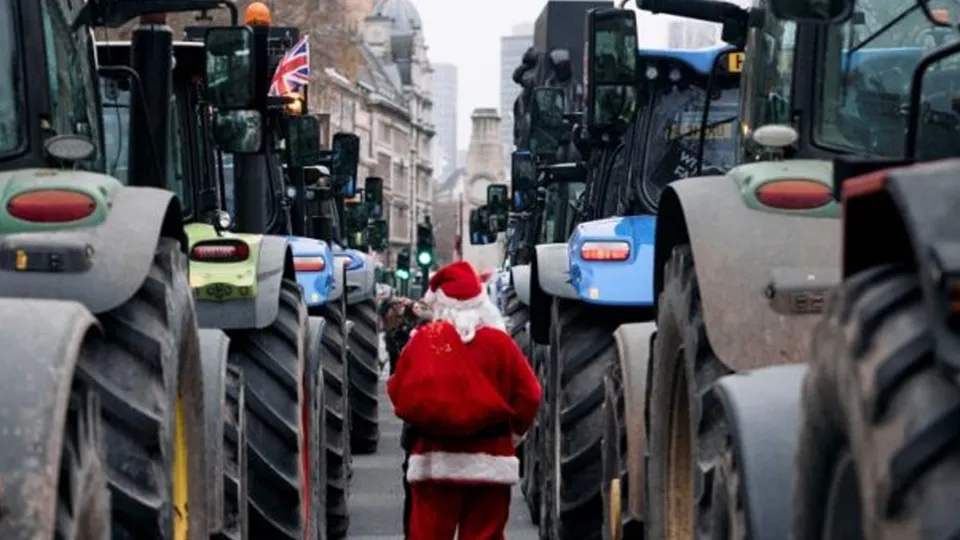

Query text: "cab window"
[40, 0, 100, 169]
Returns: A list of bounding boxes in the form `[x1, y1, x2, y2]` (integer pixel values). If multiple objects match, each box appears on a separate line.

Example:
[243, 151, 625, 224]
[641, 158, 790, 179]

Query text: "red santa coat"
[387, 321, 541, 485]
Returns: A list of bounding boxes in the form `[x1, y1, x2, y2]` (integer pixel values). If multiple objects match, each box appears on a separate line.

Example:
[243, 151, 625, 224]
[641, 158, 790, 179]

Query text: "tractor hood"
[568, 215, 656, 306]
[287, 235, 336, 306]
[334, 249, 376, 304]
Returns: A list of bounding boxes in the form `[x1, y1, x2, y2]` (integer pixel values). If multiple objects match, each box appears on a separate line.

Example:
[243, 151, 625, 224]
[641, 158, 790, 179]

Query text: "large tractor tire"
[543, 298, 625, 540]
[505, 287, 531, 359]
[226, 278, 309, 540]
[316, 302, 350, 540]
[215, 366, 249, 540]
[792, 266, 960, 540]
[646, 245, 732, 540]
[347, 298, 381, 455]
[89, 237, 209, 539]
[521, 343, 548, 525]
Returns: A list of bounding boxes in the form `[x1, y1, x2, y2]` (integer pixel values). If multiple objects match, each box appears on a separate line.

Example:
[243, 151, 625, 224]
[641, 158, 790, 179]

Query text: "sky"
[409, 0, 707, 149]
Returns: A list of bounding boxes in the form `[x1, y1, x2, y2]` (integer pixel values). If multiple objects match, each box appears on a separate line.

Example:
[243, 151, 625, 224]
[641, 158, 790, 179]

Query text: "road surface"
[347, 381, 539, 540]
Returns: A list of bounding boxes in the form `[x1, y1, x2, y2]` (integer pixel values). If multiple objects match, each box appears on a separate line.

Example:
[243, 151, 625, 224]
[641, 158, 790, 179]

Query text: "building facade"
[460, 108, 506, 273]
[431, 63, 458, 180]
[322, 0, 436, 267]
[499, 25, 533, 167]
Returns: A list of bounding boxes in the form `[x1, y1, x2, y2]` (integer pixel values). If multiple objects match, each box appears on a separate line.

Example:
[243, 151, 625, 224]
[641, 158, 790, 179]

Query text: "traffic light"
[416, 221, 434, 268]
[396, 248, 411, 280]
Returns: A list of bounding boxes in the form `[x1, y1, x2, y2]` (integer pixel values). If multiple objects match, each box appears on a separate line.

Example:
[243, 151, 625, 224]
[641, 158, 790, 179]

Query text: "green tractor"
[0, 0, 271, 538]
[197, 22, 359, 539]
[96, 21, 326, 540]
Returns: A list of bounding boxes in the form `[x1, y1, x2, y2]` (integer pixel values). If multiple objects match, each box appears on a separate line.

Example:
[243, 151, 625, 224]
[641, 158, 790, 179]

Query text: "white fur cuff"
[429, 288, 485, 309]
[407, 451, 520, 484]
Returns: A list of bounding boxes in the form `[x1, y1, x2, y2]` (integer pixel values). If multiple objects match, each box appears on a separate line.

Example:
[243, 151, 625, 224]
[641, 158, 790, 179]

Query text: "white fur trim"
[430, 288, 486, 309]
[426, 289, 507, 343]
[407, 452, 520, 484]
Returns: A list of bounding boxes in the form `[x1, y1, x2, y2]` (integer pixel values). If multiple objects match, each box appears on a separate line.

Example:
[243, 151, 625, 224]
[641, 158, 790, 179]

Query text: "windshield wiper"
[849, 4, 921, 54]
[675, 116, 737, 140]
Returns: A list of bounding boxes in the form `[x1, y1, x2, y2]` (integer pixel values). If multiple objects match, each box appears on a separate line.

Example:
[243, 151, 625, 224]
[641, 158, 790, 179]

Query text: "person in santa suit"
[387, 260, 542, 540]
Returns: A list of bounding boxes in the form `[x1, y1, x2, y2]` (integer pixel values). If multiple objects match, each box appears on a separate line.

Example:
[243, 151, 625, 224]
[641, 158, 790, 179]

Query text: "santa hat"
[422, 261, 505, 342]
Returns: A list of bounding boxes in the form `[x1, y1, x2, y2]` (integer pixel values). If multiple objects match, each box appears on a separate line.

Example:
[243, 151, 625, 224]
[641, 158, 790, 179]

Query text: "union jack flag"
[268, 35, 310, 96]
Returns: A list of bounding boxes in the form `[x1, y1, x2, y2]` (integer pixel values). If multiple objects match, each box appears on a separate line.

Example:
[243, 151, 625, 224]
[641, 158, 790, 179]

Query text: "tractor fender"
[511, 264, 531, 306]
[0, 186, 185, 314]
[196, 235, 295, 330]
[0, 299, 100, 540]
[712, 364, 806, 540]
[535, 243, 577, 299]
[655, 173, 840, 370]
[612, 321, 657, 522]
[345, 254, 376, 305]
[197, 328, 230, 534]
[329, 258, 346, 302]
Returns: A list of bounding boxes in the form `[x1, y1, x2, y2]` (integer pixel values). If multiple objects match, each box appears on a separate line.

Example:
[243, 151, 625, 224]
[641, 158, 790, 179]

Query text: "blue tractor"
[475, 3, 747, 539]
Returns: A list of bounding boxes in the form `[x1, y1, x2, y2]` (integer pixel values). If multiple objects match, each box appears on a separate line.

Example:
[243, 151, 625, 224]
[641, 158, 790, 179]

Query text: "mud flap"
[198, 328, 230, 534]
[512, 264, 531, 305]
[535, 244, 577, 300]
[712, 364, 806, 539]
[612, 321, 657, 522]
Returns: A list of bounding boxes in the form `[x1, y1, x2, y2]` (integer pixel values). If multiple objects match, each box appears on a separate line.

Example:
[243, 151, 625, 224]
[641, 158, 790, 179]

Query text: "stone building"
[460, 108, 506, 273]
[321, 0, 435, 266]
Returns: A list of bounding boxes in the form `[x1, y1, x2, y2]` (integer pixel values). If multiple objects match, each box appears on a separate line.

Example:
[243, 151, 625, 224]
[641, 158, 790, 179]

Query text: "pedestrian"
[387, 261, 542, 540]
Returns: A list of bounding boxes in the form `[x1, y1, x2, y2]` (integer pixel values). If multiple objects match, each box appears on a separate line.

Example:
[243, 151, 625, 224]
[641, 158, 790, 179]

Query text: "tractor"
[193, 17, 369, 538]
[97, 21, 335, 539]
[0, 0, 273, 538]
[592, 0, 956, 537]
[692, 0, 960, 538]
[481, 2, 746, 539]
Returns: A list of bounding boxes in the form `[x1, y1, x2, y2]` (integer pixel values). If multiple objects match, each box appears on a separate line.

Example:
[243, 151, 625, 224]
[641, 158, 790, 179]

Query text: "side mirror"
[511, 151, 536, 192]
[770, 0, 852, 22]
[364, 176, 384, 219]
[204, 26, 256, 108]
[286, 115, 321, 167]
[585, 8, 638, 133]
[529, 87, 567, 156]
[344, 202, 368, 250]
[332, 132, 360, 198]
[212, 110, 263, 153]
[368, 218, 389, 251]
[468, 207, 496, 245]
[486, 184, 509, 234]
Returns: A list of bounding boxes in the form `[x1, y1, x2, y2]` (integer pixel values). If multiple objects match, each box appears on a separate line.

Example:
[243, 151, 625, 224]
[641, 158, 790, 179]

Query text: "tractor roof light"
[285, 93, 304, 115]
[245, 2, 272, 25]
[580, 241, 630, 262]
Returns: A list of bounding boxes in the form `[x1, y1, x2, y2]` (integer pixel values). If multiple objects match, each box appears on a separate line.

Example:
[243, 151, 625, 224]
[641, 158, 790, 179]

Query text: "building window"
[390, 204, 410, 240]
[378, 121, 391, 144]
[393, 129, 409, 154]
[376, 152, 391, 187]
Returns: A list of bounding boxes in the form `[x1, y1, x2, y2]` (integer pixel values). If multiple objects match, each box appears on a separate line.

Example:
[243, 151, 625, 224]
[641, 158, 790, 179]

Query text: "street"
[347, 381, 539, 540]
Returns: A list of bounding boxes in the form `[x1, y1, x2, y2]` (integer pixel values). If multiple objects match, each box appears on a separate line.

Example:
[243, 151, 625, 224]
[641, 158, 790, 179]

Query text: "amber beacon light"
[244, 2, 272, 25]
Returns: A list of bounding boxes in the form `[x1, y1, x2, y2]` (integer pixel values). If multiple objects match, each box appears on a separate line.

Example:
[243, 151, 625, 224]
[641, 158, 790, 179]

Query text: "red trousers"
[408, 482, 512, 540]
